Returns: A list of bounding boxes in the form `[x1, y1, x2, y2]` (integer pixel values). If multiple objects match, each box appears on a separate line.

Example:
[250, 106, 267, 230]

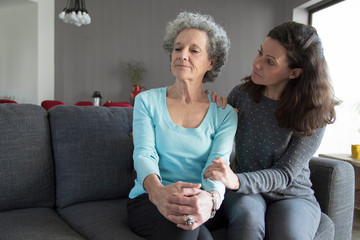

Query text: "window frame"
[308, 0, 345, 24]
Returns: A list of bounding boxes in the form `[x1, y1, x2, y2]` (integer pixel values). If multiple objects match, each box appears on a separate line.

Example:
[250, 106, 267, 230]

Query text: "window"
[310, 0, 360, 155]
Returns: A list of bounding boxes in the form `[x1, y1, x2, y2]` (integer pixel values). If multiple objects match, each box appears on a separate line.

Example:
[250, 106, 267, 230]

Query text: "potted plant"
[124, 61, 147, 103]
[124, 61, 146, 86]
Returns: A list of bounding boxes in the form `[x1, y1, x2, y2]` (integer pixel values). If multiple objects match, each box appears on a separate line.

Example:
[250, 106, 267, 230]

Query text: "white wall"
[0, 0, 54, 105]
[0, 2, 37, 103]
[31, 0, 55, 104]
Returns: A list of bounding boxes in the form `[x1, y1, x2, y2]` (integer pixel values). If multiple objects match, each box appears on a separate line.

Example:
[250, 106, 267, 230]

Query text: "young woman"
[204, 21, 339, 240]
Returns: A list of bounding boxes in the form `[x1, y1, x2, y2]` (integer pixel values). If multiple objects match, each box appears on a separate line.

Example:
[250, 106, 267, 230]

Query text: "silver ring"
[185, 215, 194, 226]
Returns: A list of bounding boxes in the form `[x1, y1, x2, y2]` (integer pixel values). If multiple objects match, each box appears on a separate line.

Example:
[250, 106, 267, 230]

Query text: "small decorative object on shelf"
[124, 61, 146, 105]
[91, 91, 102, 106]
[1, 95, 16, 101]
[58, 0, 91, 27]
[130, 84, 146, 101]
[352, 144, 360, 159]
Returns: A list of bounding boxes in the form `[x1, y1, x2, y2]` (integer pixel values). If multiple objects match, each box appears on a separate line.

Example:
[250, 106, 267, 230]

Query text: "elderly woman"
[205, 21, 339, 240]
[127, 12, 237, 240]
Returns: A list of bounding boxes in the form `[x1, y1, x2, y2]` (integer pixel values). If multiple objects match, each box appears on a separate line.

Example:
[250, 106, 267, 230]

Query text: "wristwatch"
[208, 191, 217, 218]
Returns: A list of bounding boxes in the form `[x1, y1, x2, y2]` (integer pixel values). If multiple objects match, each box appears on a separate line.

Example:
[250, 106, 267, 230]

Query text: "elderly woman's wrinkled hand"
[148, 181, 202, 226]
[166, 188, 215, 230]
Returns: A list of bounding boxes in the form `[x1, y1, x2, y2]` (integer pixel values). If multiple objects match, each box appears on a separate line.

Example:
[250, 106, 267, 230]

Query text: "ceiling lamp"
[58, 0, 91, 27]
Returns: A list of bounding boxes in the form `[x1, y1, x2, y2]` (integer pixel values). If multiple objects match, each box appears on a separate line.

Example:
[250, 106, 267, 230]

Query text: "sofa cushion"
[49, 106, 135, 209]
[58, 199, 144, 240]
[314, 213, 335, 240]
[0, 207, 85, 240]
[0, 104, 55, 211]
[310, 157, 354, 240]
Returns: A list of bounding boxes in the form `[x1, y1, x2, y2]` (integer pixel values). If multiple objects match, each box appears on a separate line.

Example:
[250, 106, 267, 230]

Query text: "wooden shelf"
[318, 153, 360, 167]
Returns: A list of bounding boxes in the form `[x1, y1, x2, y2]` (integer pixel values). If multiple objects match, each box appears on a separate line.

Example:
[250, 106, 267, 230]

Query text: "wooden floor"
[353, 209, 360, 240]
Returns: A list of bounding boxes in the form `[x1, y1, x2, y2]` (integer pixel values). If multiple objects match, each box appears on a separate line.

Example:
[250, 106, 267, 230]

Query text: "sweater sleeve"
[236, 127, 325, 194]
[132, 92, 161, 187]
[201, 106, 238, 201]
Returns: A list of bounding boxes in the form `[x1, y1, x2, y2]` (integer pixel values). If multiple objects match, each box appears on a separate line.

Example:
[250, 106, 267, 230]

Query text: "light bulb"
[58, 11, 66, 20]
[77, 11, 83, 20]
[80, 12, 87, 24]
[63, 14, 70, 23]
[70, 11, 77, 21]
[83, 13, 91, 24]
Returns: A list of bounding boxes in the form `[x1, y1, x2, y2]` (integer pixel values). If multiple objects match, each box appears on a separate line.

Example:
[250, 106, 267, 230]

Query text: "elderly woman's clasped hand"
[145, 174, 215, 230]
[166, 186, 216, 230]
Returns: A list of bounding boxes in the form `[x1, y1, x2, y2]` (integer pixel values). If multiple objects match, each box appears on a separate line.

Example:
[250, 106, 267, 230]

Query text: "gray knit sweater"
[228, 85, 324, 203]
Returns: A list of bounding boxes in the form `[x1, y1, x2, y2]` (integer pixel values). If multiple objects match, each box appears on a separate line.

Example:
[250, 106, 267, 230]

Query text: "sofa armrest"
[310, 157, 354, 240]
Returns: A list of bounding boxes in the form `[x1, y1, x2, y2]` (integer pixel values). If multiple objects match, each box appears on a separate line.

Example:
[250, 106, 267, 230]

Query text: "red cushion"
[75, 101, 94, 106]
[0, 99, 17, 104]
[41, 100, 65, 111]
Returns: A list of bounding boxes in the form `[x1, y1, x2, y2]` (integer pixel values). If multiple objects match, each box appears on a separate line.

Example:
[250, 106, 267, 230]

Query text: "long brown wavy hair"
[241, 21, 339, 136]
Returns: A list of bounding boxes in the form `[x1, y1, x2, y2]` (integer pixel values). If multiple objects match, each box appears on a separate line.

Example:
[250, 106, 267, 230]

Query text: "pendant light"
[58, 0, 91, 27]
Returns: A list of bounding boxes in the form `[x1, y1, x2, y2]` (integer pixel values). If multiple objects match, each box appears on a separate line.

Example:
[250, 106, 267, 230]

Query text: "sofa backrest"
[48, 106, 135, 209]
[0, 104, 55, 211]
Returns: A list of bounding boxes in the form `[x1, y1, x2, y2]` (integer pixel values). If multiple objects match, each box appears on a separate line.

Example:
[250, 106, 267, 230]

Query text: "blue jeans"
[223, 191, 321, 240]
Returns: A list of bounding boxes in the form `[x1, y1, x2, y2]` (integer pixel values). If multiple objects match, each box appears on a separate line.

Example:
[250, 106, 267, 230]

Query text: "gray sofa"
[0, 103, 355, 240]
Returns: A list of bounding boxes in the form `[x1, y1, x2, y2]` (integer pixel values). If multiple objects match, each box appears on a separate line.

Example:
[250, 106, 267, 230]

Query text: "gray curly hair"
[162, 11, 230, 83]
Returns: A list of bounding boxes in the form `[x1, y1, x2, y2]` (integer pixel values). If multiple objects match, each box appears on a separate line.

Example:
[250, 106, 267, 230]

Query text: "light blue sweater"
[129, 87, 237, 201]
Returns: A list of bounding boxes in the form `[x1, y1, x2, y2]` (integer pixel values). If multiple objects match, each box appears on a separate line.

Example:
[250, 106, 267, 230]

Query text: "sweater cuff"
[234, 173, 246, 193]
